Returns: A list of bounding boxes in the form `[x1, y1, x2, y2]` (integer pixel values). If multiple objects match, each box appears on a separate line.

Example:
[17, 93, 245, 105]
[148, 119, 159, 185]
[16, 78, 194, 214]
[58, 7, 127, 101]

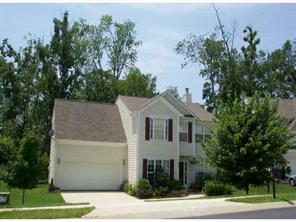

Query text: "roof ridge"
[118, 94, 153, 99]
[55, 98, 116, 106]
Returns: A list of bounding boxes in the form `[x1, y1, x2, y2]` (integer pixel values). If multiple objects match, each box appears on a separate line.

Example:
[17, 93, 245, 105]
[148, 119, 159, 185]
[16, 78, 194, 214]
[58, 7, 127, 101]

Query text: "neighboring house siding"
[139, 100, 179, 180]
[116, 98, 138, 184]
[286, 149, 296, 175]
[48, 109, 56, 183]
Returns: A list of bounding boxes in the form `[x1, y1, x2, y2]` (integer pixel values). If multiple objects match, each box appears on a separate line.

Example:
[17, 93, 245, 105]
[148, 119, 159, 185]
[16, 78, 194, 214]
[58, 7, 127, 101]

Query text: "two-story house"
[48, 89, 213, 190]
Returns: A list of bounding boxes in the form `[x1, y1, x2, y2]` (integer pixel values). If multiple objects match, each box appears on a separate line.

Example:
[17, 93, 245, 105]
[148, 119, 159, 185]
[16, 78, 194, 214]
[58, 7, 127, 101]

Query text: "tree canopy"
[204, 94, 292, 194]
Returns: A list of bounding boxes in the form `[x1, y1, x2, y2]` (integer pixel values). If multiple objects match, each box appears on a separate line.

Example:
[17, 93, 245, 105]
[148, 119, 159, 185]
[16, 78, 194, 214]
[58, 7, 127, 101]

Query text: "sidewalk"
[0, 204, 93, 212]
[84, 197, 296, 219]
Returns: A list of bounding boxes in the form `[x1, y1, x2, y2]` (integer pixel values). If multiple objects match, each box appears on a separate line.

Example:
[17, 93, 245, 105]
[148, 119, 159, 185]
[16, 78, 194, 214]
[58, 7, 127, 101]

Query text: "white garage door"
[55, 143, 127, 190]
[59, 162, 121, 190]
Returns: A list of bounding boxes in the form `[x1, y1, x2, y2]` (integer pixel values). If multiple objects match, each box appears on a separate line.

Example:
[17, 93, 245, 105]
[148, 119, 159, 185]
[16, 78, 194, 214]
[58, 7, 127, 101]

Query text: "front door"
[179, 161, 187, 186]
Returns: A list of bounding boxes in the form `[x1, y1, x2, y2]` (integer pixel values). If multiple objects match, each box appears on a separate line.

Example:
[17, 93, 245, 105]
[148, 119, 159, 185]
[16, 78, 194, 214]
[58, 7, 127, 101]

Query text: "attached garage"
[55, 141, 127, 190]
[49, 99, 127, 191]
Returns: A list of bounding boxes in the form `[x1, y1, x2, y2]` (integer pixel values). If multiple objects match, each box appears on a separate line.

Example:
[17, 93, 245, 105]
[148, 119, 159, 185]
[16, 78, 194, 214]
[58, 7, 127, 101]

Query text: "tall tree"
[5, 130, 41, 204]
[204, 93, 291, 194]
[118, 68, 157, 98]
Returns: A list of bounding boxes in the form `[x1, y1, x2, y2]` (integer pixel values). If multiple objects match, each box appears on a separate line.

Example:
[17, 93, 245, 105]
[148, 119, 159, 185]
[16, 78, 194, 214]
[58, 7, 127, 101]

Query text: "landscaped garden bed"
[122, 170, 188, 199]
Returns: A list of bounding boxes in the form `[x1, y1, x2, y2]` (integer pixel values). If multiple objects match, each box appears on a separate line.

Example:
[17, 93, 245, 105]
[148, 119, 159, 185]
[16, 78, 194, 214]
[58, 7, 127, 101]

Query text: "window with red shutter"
[169, 159, 174, 180]
[143, 159, 148, 179]
[168, 119, 173, 142]
[145, 117, 150, 140]
[188, 122, 192, 143]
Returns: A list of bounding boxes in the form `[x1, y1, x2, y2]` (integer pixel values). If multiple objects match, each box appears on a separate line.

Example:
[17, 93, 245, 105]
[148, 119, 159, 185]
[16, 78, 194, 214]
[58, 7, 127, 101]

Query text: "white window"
[146, 159, 170, 184]
[150, 118, 168, 141]
[179, 119, 188, 142]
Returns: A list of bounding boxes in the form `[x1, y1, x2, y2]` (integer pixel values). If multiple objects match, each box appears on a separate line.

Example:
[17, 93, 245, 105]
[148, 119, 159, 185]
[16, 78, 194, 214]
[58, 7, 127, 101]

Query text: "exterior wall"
[116, 98, 138, 184]
[138, 100, 179, 180]
[48, 108, 56, 183]
[55, 140, 127, 190]
[286, 149, 296, 175]
[179, 117, 195, 157]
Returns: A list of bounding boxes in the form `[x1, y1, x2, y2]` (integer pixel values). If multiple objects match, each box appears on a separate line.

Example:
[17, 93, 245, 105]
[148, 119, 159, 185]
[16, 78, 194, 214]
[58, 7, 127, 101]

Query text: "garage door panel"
[55, 144, 126, 191]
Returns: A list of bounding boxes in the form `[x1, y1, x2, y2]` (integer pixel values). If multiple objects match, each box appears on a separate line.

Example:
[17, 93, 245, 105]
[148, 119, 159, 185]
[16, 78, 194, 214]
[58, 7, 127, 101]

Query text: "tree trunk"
[272, 178, 276, 199]
[22, 189, 25, 205]
[267, 182, 270, 194]
[245, 185, 249, 195]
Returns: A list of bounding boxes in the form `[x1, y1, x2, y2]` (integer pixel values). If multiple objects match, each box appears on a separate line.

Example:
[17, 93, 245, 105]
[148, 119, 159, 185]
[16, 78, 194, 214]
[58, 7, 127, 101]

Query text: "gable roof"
[119, 92, 213, 121]
[246, 97, 296, 130]
[54, 99, 126, 143]
[183, 102, 213, 122]
[118, 95, 151, 112]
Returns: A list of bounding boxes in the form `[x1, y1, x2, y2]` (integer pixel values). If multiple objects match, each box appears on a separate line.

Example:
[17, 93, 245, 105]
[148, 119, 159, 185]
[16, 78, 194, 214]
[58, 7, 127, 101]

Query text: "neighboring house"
[273, 98, 296, 175]
[49, 89, 213, 190]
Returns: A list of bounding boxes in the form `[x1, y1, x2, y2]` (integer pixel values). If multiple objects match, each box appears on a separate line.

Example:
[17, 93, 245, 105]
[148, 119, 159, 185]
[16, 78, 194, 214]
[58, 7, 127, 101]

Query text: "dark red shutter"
[145, 117, 150, 140]
[143, 159, 147, 179]
[168, 119, 173, 142]
[188, 122, 192, 143]
[170, 159, 174, 180]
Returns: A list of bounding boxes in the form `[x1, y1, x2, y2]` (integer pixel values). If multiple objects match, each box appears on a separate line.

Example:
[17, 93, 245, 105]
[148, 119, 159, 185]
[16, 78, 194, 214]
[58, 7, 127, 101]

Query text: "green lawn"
[199, 184, 296, 202]
[0, 180, 66, 208]
[0, 207, 95, 219]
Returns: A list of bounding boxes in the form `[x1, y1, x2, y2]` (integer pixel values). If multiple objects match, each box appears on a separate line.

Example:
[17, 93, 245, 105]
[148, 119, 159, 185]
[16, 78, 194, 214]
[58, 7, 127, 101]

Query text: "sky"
[0, 3, 296, 103]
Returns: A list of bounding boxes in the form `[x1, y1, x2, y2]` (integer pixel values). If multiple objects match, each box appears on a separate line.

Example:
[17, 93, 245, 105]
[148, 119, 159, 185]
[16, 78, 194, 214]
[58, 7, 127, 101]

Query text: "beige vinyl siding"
[116, 98, 138, 184]
[139, 100, 179, 180]
[48, 108, 56, 183]
[179, 117, 195, 157]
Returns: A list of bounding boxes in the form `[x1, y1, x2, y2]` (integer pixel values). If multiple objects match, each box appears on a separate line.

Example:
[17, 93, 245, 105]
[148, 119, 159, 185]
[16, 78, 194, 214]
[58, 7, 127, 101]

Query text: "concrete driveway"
[62, 191, 141, 206]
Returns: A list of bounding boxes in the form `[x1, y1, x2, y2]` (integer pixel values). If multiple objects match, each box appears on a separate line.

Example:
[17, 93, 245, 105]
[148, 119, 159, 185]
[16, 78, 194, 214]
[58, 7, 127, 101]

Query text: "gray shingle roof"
[183, 102, 213, 122]
[118, 95, 151, 111]
[54, 99, 126, 143]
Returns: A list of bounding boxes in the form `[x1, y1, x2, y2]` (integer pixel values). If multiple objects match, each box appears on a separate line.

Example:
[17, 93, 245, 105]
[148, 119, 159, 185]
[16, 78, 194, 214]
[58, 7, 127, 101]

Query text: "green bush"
[136, 187, 153, 199]
[123, 183, 137, 196]
[0, 165, 7, 180]
[120, 180, 128, 191]
[153, 186, 169, 197]
[168, 180, 183, 191]
[204, 181, 233, 196]
[137, 179, 151, 190]
[155, 170, 170, 188]
[191, 171, 213, 192]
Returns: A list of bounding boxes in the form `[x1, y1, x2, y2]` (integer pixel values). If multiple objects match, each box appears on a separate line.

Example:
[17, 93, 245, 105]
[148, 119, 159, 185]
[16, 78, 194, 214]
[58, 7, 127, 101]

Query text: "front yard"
[200, 183, 296, 203]
[0, 180, 66, 208]
[0, 207, 95, 219]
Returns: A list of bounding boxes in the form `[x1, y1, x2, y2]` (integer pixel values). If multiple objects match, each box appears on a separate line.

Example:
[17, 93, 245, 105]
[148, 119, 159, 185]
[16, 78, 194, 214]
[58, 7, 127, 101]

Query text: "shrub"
[168, 180, 182, 191]
[155, 170, 170, 188]
[191, 171, 213, 192]
[120, 180, 128, 191]
[204, 181, 233, 196]
[153, 186, 169, 197]
[136, 187, 153, 199]
[125, 184, 137, 196]
[137, 179, 151, 190]
[0, 165, 7, 180]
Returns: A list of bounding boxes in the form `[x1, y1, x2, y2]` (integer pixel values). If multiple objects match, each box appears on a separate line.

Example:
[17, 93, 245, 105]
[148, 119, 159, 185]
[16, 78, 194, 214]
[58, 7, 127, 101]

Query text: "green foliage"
[191, 171, 213, 192]
[118, 68, 157, 98]
[0, 136, 14, 164]
[176, 25, 296, 113]
[154, 170, 170, 188]
[123, 183, 137, 196]
[153, 186, 169, 197]
[136, 179, 151, 190]
[168, 180, 183, 191]
[5, 131, 41, 204]
[204, 181, 234, 196]
[204, 93, 292, 194]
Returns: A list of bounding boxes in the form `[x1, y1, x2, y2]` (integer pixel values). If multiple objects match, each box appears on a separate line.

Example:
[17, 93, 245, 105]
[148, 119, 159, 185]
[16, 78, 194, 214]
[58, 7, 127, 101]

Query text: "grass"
[0, 207, 95, 219]
[0, 180, 66, 208]
[202, 183, 296, 204]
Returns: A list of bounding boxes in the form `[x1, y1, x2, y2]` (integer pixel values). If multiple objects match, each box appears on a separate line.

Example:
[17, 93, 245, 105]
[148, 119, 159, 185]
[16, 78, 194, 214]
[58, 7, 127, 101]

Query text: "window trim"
[147, 159, 170, 182]
[149, 117, 169, 141]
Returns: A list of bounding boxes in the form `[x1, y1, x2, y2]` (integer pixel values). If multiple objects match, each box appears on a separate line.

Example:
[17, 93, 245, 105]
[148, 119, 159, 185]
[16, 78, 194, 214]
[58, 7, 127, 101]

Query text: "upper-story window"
[150, 118, 168, 140]
[179, 120, 188, 142]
